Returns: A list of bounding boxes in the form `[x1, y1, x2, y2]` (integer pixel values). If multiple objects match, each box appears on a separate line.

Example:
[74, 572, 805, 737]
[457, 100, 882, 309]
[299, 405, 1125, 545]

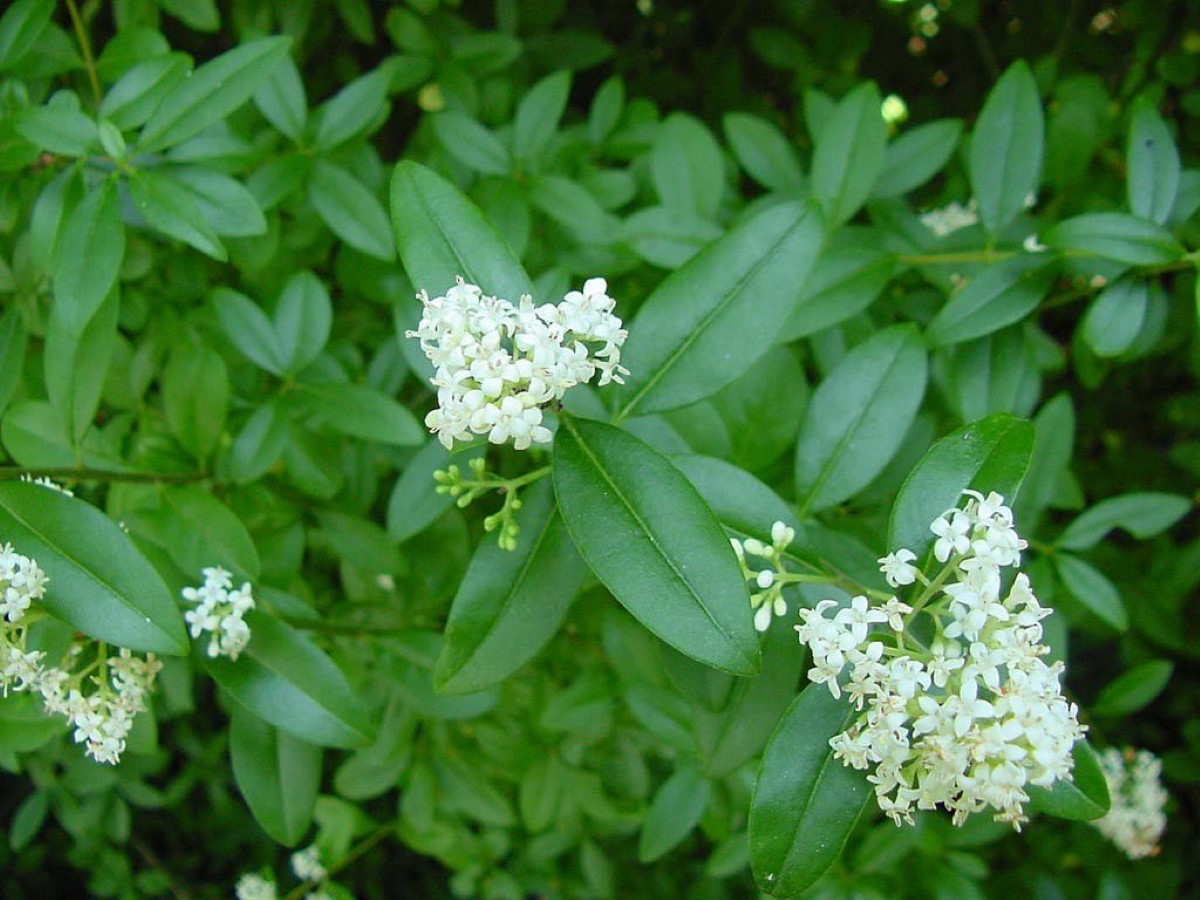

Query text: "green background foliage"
[0, 0, 1198, 897]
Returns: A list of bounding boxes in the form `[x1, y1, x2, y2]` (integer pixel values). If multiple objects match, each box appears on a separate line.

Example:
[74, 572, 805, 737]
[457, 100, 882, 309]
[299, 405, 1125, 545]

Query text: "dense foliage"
[0, 0, 1198, 897]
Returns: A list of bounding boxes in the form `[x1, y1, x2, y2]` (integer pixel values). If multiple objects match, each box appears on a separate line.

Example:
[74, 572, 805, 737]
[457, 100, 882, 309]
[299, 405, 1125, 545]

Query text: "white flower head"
[235, 873, 278, 900]
[1094, 748, 1168, 859]
[182, 567, 256, 661]
[920, 199, 978, 238]
[291, 845, 327, 883]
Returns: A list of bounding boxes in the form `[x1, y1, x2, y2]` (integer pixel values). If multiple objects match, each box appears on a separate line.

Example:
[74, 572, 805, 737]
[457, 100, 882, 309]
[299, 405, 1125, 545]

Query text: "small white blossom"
[0, 543, 48, 623]
[182, 567, 256, 661]
[1094, 748, 1168, 859]
[291, 845, 327, 883]
[19, 474, 75, 496]
[1022, 234, 1048, 253]
[407, 276, 628, 450]
[920, 199, 978, 237]
[235, 873, 278, 900]
[878, 549, 919, 588]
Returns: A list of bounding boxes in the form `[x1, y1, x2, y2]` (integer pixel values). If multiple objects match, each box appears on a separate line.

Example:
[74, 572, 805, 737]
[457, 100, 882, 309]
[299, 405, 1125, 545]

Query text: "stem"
[64, 0, 102, 107]
[0, 467, 209, 485]
[282, 617, 408, 637]
[894, 249, 1019, 266]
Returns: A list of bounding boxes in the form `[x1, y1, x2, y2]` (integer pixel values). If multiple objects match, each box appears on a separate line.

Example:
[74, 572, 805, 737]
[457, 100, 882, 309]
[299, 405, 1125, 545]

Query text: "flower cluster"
[407, 276, 628, 451]
[919, 199, 979, 237]
[1094, 747, 1168, 859]
[182, 567, 256, 661]
[2, 542, 162, 765]
[794, 491, 1085, 829]
[19, 474, 75, 496]
[732, 521, 797, 632]
[235, 845, 331, 900]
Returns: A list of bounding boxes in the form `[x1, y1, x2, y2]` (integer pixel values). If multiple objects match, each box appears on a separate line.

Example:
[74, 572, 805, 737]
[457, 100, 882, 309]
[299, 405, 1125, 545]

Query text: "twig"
[0, 467, 210, 485]
[64, 0, 102, 107]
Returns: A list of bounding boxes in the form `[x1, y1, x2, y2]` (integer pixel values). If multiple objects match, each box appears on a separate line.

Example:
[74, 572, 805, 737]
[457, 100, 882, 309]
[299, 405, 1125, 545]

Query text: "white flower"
[1022, 234, 1047, 253]
[182, 567, 256, 661]
[19, 474, 75, 496]
[407, 276, 628, 451]
[878, 549, 919, 588]
[0, 543, 48, 623]
[920, 199, 978, 237]
[291, 845, 327, 883]
[1094, 748, 1168, 859]
[235, 873, 278, 900]
[930, 508, 971, 562]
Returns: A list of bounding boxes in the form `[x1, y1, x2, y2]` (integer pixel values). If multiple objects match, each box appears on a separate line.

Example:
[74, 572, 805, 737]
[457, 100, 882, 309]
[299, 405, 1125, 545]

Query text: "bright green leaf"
[812, 82, 887, 228]
[230, 705, 321, 845]
[308, 161, 395, 261]
[969, 61, 1044, 237]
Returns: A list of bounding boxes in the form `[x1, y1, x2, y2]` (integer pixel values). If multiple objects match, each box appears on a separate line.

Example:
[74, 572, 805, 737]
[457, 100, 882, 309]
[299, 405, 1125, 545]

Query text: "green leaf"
[1044, 213, 1183, 265]
[748, 685, 871, 897]
[619, 200, 822, 417]
[0, 0, 53, 72]
[201, 612, 375, 748]
[0, 309, 27, 418]
[431, 112, 512, 176]
[130, 169, 226, 261]
[43, 291, 118, 446]
[274, 271, 331, 373]
[163, 486, 261, 580]
[795, 325, 928, 514]
[138, 36, 292, 152]
[723, 112, 805, 192]
[1058, 491, 1190, 550]
[1081, 276, 1148, 358]
[1093, 660, 1173, 718]
[778, 244, 894, 342]
[390, 160, 532, 301]
[99, 54, 191, 131]
[156, 0, 219, 31]
[888, 414, 1035, 561]
[969, 61, 1044, 237]
[513, 70, 571, 164]
[170, 166, 267, 237]
[227, 400, 289, 484]
[387, 441, 484, 543]
[1053, 552, 1127, 632]
[552, 416, 759, 675]
[435, 481, 587, 694]
[252, 52, 306, 142]
[308, 161, 395, 261]
[638, 765, 711, 862]
[811, 82, 887, 228]
[1014, 393, 1074, 524]
[0, 482, 186, 655]
[926, 256, 1056, 347]
[0, 694, 62, 753]
[213, 287, 284, 375]
[299, 381, 423, 445]
[1027, 741, 1110, 821]
[1127, 99, 1180, 225]
[587, 76, 624, 146]
[312, 67, 390, 151]
[9, 789, 50, 851]
[651, 112, 725, 219]
[52, 181, 125, 332]
[871, 119, 962, 198]
[230, 705, 321, 846]
[16, 105, 98, 157]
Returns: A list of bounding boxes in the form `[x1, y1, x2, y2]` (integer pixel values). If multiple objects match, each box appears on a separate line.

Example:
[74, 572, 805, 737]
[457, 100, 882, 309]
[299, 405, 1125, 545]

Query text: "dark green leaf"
[723, 112, 805, 192]
[139, 36, 292, 152]
[436, 481, 587, 693]
[8, 789, 50, 851]
[926, 256, 1056, 347]
[811, 82, 887, 228]
[227, 401, 289, 484]
[0, 0, 52, 71]
[514, 70, 571, 163]
[1053, 552, 1127, 631]
[386, 441, 484, 543]
[52, 181, 125, 332]
[638, 766, 711, 862]
[651, 112, 725, 219]
[230, 705, 321, 846]
[157, 0, 220, 31]
[170, 166, 267, 237]
[1058, 492, 1190, 550]
[202, 612, 374, 748]
[0, 694, 61, 753]
[274, 271, 331, 373]
[778, 244, 893, 342]
[619, 200, 822, 417]
[969, 61, 1043, 237]
[252, 52, 306, 142]
[390, 160, 532, 301]
[99, 54, 191, 131]
[308, 161, 395, 261]
[1127, 99, 1180, 225]
[553, 416, 759, 675]
[16, 105, 97, 157]
[0, 309, 27, 418]
[872, 119, 962, 199]
[299, 381, 423, 445]
[213, 287, 284, 375]
[0, 482, 186, 655]
[795, 325, 928, 513]
[1081, 276, 1148, 358]
[163, 486, 261, 580]
[748, 685, 871, 897]
[1093, 660, 1173, 718]
[130, 169, 226, 261]
[888, 414, 1035, 561]
[43, 291, 118, 445]
[1045, 213, 1183, 265]
[431, 112, 511, 176]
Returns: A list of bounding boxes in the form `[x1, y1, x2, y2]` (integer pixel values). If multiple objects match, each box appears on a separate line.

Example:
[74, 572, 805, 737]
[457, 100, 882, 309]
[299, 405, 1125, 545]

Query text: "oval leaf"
[0, 482, 186, 655]
[230, 705, 321, 846]
[638, 765, 711, 862]
[969, 61, 1043, 237]
[552, 416, 760, 675]
[1058, 491, 1190, 550]
[1092, 660, 1173, 718]
[1053, 552, 1127, 632]
[926, 256, 1056, 347]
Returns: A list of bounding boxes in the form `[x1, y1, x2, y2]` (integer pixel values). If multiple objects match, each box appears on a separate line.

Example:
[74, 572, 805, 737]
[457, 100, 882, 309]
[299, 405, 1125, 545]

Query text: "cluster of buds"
[794, 491, 1086, 829]
[2, 542, 161, 765]
[407, 277, 628, 451]
[1094, 747, 1169, 859]
[182, 567, 256, 661]
[433, 457, 537, 551]
[732, 521, 797, 632]
[235, 843, 331, 900]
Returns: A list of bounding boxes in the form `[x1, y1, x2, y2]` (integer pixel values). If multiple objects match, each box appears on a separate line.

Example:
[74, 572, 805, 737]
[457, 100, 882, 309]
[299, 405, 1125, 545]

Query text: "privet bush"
[0, 0, 1196, 897]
